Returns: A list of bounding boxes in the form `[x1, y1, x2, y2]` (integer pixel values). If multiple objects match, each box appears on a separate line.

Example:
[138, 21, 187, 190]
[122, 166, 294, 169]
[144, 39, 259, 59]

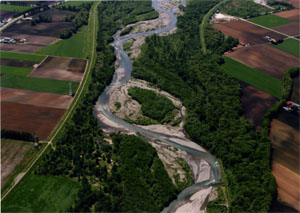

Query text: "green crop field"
[270, 39, 300, 57]
[1, 74, 79, 95]
[56, 1, 87, 8]
[222, 57, 282, 98]
[0, 65, 32, 76]
[36, 26, 90, 59]
[2, 175, 80, 212]
[249, 14, 292, 28]
[0, 51, 45, 62]
[0, 4, 32, 12]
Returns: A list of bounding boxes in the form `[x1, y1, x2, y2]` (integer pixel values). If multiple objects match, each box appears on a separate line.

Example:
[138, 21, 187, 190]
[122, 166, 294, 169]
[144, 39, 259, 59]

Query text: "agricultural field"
[1, 101, 66, 140]
[0, 58, 39, 68]
[270, 38, 300, 57]
[274, 9, 300, 22]
[287, 0, 299, 8]
[29, 56, 87, 82]
[270, 75, 300, 211]
[249, 14, 292, 28]
[222, 57, 282, 98]
[2, 174, 81, 212]
[0, 4, 32, 12]
[1, 139, 41, 192]
[0, 51, 45, 62]
[239, 82, 279, 129]
[225, 44, 299, 79]
[271, 22, 299, 36]
[36, 25, 91, 59]
[32, 8, 74, 22]
[213, 20, 286, 45]
[0, 65, 32, 76]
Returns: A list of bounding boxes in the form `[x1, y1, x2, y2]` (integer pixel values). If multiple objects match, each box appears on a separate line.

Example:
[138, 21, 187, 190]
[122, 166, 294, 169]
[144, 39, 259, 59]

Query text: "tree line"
[132, 0, 277, 211]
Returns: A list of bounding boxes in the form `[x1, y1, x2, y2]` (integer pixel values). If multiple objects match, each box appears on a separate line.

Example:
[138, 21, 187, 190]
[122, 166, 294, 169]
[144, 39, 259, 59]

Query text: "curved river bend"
[95, 0, 221, 211]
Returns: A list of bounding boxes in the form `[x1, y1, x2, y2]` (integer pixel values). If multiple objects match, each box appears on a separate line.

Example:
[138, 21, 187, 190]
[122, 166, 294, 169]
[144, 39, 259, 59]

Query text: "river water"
[95, 0, 221, 211]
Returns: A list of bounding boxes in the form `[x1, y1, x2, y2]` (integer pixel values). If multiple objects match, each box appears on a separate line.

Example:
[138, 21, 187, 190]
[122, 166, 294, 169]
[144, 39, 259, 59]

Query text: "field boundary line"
[0, 1, 100, 201]
[240, 18, 300, 41]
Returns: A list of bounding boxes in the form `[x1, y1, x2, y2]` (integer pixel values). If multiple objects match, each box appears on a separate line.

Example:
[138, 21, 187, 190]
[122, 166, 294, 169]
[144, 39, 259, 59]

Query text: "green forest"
[128, 87, 176, 123]
[132, 0, 277, 211]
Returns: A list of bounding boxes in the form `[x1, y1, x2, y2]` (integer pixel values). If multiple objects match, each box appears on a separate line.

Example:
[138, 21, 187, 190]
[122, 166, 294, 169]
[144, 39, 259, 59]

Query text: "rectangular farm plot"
[1, 101, 66, 140]
[287, 0, 299, 9]
[270, 39, 300, 57]
[274, 9, 300, 22]
[240, 82, 279, 129]
[226, 44, 299, 80]
[271, 22, 300, 37]
[213, 20, 286, 45]
[249, 14, 293, 28]
[0, 65, 32, 76]
[29, 56, 87, 82]
[0, 51, 45, 62]
[1, 87, 73, 109]
[0, 58, 38, 68]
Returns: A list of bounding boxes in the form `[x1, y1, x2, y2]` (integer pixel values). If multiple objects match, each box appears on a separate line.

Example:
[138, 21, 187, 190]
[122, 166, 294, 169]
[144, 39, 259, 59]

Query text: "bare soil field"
[33, 9, 74, 22]
[213, 20, 286, 45]
[1, 87, 73, 109]
[3, 21, 75, 37]
[272, 162, 300, 211]
[1, 139, 34, 188]
[0, 43, 46, 54]
[1, 101, 66, 140]
[29, 56, 87, 82]
[240, 82, 278, 129]
[0, 10, 17, 20]
[0, 58, 37, 68]
[274, 9, 300, 22]
[287, 0, 299, 9]
[0, 32, 58, 46]
[271, 22, 300, 36]
[226, 44, 299, 79]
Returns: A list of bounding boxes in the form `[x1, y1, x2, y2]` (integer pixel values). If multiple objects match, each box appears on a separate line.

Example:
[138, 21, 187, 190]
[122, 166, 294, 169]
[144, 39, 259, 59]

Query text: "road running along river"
[95, 0, 222, 211]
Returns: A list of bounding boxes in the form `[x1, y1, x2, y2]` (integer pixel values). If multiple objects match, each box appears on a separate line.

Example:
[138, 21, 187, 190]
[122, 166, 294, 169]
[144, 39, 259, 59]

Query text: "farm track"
[1, 1, 100, 201]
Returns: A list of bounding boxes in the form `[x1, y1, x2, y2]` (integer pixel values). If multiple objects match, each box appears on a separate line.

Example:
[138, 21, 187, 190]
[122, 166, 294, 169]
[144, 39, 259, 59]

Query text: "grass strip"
[0, 51, 45, 62]
[0, 65, 32, 76]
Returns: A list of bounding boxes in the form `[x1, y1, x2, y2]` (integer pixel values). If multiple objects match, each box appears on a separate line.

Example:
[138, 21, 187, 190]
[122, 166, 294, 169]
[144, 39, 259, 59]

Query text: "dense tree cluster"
[58, 3, 92, 39]
[1, 129, 36, 142]
[128, 87, 176, 123]
[132, 0, 277, 211]
[36, 1, 177, 212]
[31, 15, 52, 26]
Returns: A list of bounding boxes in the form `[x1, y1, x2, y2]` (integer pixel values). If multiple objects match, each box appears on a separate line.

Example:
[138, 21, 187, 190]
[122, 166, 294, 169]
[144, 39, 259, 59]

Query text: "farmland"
[271, 22, 300, 37]
[37, 25, 90, 59]
[0, 51, 45, 62]
[213, 20, 286, 45]
[239, 82, 278, 128]
[222, 57, 282, 98]
[0, 58, 39, 68]
[29, 56, 87, 82]
[0, 65, 32, 76]
[1, 139, 41, 192]
[274, 9, 300, 22]
[226, 44, 299, 79]
[270, 38, 300, 57]
[249, 14, 292, 28]
[0, 4, 32, 12]
[2, 174, 81, 212]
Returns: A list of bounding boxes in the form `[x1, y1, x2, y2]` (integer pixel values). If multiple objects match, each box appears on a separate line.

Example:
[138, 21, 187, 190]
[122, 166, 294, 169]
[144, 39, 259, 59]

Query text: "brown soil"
[213, 20, 286, 45]
[226, 44, 299, 79]
[0, 58, 37, 68]
[0, 43, 47, 54]
[291, 76, 299, 103]
[3, 21, 75, 37]
[32, 8, 74, 22]
[271, 22, 300, 36]
[1, 139, 34, 188]
[1, 101, 66, 140]
[274, 9, 300, 22]
[0, 10, 17, 20]
[240, 82, 279, 129]
[29, 56, 87, 82]
[0, 32, 58, 46]
[1, 87, 73, 109]
[272, 162, 300, 211]
[287, 0, 299, 9]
